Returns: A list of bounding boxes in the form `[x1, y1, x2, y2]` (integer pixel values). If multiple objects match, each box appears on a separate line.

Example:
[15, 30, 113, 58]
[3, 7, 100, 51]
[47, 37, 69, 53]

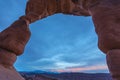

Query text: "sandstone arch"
[0, 0, 120, 80]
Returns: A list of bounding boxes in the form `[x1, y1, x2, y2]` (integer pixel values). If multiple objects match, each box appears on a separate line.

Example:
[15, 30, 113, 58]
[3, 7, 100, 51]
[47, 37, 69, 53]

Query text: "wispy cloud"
[1, 0, 108, 73]
[51, 65, 108, 73]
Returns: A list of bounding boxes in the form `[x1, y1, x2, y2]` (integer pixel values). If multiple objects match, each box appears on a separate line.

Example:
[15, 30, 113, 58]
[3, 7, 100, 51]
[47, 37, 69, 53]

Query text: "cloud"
[0, 1, 108, 73]
[16, 15, 107, 72]
[50, 64, 108, 73]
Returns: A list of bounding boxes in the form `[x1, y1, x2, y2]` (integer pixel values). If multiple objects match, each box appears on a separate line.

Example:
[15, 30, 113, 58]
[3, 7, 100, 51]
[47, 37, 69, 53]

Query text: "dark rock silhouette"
[20, 72, 112, 80]
[0, 0, 120, 80]
[21, 73, 58, 80]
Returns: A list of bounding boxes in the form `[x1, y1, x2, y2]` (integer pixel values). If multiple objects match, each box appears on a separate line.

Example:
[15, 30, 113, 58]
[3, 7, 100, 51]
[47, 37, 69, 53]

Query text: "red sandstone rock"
[107, 49, 120, 80]
[89, 0, 120, 53]
[24, 1, 120, 80]
[0, 48, 16, 68]
[0, 18, 30, 80]
[0, 0, 120, 80]
[0, 19, 31, 55]
[24, 0, 90, 23]
[0, 65, 25, 80]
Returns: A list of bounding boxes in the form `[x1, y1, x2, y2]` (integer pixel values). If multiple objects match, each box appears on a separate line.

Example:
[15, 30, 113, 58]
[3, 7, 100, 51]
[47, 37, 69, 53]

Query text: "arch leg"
[0, 18, 31, 80]
[107, 49, 120, 80]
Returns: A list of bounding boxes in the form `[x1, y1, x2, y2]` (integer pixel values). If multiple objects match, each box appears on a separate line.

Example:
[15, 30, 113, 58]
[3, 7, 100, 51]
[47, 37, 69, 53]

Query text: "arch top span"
[1, 0, 120, 80]
[22, 0, 92, 23]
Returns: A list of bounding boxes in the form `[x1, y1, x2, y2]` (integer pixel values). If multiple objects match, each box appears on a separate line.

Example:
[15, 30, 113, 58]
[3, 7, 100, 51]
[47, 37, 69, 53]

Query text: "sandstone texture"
[25, 0, 120, 80]
[107, 49, 120, 80]
[89, 0, 120, 53]
[0, 0, 120, 80]
[0, 48, 16, 68]
[0, 65, 24, 80]
[0, 19, 31, 55]
[88, 1, 120, 79]
[23, 0, 90, 23]
[0, 19, 31, 80]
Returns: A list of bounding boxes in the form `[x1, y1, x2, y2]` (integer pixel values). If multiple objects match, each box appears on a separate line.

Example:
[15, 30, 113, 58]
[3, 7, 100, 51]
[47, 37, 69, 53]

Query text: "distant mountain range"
[20, 70, 112, 80]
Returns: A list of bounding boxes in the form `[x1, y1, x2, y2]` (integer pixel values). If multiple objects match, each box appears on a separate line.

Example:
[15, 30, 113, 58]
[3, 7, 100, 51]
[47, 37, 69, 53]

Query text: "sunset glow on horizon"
[0, 0, 109, 73]
[50, 65, 108, 73]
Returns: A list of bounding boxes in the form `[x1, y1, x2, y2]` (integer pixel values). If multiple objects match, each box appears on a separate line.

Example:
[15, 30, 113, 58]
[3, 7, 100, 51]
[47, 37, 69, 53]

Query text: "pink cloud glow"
[51, 65, 108, 72]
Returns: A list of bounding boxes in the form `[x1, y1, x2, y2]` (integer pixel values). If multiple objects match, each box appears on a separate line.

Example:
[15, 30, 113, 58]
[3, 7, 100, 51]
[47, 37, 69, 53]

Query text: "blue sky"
[0, 0, 109, 73]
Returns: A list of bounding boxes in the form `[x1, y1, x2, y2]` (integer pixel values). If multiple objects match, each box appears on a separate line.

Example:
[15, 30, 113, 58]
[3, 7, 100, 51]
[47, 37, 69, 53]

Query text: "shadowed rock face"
[107, 50, 120, 80]
[0, 65, 24, 80]
[89, 0, 120, 53]
[21, 0, 90, 23]
[0, 19, 31, 80]
[0, 0, 120, 80]
[0, 48, 16, 68]
[0, 19, 31, 55]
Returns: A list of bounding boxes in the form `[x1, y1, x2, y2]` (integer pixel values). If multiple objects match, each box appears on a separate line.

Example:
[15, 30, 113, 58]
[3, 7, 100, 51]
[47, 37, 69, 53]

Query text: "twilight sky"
[0, 0, 109, 73]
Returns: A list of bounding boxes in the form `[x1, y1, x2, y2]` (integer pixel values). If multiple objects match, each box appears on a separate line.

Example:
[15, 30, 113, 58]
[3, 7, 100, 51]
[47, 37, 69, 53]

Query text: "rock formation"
[0, 0, 120, 80]
[0, 18, 30, 80]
